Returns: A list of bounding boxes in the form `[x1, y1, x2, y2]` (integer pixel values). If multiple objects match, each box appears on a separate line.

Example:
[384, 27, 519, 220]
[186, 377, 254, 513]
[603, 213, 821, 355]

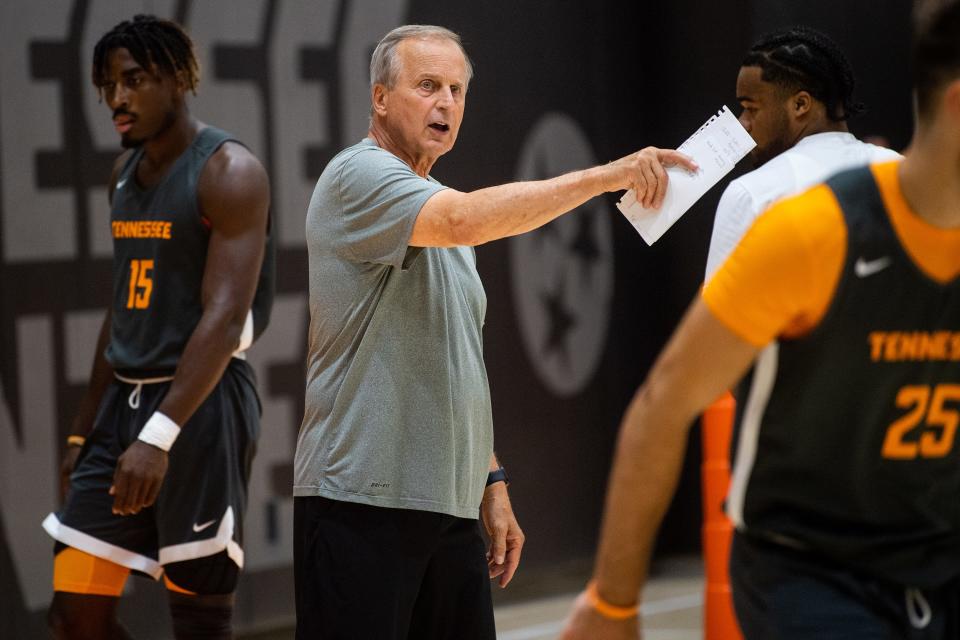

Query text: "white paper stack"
[616, 106, 756, 245]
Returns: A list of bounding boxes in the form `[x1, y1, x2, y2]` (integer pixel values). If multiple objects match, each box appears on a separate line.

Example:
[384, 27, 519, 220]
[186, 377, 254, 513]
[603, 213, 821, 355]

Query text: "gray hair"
[369, 24, 474, 89]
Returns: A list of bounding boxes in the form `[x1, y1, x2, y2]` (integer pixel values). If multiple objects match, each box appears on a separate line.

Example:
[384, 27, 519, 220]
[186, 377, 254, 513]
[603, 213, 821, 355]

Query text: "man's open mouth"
[429, 122, 450, 132]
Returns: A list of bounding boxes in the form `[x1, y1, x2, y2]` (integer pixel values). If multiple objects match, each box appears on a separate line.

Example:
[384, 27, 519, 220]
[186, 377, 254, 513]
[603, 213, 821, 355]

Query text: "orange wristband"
[66, 435, 86, 448]
[585, 580, 639, 620]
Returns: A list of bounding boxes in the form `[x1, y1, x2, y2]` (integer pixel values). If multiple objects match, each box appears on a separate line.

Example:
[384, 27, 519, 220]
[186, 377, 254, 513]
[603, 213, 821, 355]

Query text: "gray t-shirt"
[294, 138, 494, 519]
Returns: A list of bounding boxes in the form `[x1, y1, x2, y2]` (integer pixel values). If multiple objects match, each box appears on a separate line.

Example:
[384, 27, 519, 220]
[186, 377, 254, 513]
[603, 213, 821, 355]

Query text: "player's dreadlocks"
[743, 26, 863, 122]
[92, 14, 200, 97]
[913, 0, 960, 119]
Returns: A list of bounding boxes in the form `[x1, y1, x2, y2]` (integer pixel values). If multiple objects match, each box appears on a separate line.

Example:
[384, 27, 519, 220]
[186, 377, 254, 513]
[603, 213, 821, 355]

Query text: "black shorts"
[730, 532, 960, 639]
[293, 496, 496, 640]
[44, 358, 260, 593]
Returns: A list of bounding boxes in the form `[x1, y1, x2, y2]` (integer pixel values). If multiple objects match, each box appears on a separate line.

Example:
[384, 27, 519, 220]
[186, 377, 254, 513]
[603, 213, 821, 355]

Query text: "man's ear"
[791, 90, 814, 118]
[943, 78, 960, 124]
[371, 84, 388, 116]
[173, 68, 190, 95]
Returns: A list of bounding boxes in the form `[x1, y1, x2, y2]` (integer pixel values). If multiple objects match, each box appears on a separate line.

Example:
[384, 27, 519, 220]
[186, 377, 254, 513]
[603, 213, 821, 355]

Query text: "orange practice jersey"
[703, 160, 960, 345]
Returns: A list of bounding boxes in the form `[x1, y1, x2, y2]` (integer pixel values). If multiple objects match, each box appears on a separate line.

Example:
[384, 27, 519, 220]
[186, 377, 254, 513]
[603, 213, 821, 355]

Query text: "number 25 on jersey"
[126, 259, 154, 309]
[882, 384, 960, 460]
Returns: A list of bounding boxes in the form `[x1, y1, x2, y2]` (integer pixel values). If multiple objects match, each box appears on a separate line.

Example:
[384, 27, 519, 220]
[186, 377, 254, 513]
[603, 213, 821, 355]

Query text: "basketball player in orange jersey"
[563, 2, 960, 638]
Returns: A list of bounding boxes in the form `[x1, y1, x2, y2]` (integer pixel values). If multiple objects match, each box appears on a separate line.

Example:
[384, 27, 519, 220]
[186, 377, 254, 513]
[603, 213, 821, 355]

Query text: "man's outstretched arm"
[411, 147, 697, 248]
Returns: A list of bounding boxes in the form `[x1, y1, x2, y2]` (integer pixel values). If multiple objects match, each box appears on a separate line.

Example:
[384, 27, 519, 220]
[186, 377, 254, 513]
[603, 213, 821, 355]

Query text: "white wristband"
[138, 411, 181, 452]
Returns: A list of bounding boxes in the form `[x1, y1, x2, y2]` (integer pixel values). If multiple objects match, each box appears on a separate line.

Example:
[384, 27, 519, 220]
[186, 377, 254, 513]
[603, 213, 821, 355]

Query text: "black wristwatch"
[486, 466, 509, 487]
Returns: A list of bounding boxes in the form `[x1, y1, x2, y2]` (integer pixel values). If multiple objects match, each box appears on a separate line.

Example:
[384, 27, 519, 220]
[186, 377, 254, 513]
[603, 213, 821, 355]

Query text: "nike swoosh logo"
[855, 256, 892, 278]
[192, 519, 217, 533]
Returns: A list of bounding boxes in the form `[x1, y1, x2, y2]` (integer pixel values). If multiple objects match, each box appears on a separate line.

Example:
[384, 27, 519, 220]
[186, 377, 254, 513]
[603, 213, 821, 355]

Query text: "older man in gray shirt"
[293, 24, 695, 639]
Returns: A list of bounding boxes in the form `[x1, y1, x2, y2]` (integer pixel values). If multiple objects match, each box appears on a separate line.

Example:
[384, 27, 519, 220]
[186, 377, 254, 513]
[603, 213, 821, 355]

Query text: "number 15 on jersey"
[127, 259, 154, 309]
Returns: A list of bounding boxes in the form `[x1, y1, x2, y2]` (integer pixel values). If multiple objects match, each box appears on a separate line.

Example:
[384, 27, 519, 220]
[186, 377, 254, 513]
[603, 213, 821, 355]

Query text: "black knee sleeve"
[169, 595, 233, 640]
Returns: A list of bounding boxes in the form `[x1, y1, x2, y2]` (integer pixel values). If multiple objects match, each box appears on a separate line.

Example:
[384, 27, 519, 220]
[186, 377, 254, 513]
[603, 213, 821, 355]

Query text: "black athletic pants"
[293, 496, 496, 640]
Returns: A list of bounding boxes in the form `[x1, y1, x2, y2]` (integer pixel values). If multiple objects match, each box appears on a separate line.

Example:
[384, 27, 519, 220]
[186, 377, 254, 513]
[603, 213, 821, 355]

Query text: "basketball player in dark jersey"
[43, 15, 273, 640]
[562, 2, 960, 639]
